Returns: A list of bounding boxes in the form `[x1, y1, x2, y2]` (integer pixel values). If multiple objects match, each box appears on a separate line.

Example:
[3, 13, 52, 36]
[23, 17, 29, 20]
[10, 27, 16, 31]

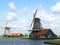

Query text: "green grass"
[46, 39, 60, 44]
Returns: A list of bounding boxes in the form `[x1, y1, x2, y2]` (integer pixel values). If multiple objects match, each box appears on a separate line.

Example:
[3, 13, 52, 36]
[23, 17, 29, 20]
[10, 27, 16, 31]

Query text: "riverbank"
[44, 39, 60, 45]
[0, 37, 59, 40]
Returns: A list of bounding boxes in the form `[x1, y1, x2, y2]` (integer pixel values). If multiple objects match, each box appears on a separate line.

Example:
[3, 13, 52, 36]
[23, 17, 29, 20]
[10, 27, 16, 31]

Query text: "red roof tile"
[35, 29, 49, 37]
[7, 33, 23, 37]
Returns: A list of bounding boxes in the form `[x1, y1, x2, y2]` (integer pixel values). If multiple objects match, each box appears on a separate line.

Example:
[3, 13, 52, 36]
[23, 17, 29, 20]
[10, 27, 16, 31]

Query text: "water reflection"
[0, 38, 55, 45]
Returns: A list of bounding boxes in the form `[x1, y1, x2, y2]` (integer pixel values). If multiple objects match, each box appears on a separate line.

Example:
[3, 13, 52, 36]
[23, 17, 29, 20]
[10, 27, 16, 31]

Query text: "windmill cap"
[34, 18, 40, 21]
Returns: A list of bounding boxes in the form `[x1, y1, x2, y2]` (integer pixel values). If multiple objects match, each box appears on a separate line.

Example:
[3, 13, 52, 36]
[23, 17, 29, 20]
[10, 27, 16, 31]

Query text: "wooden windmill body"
[4, 21, 10, 35]
[33, 18, 42, 30]
[29, 9, 43, 38]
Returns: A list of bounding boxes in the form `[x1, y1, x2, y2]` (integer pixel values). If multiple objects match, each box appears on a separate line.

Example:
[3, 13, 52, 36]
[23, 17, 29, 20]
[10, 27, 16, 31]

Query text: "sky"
[0, 0, 60, 35]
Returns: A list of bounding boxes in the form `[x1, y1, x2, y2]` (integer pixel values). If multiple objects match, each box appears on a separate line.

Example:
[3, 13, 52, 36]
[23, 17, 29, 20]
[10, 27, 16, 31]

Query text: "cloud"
[50, 2, 60, 13]
[6, 1, 18, 21]
[50, 2, 60, 33]
[18, 19, 30, 34]
[6, 12, 17, 21]
[6, 19, 30, 34]
[20, 7, 27, 14]
[8, 2, 16, 11]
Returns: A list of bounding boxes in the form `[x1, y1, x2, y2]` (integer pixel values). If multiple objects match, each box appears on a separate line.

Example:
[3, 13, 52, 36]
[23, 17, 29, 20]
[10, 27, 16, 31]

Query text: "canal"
[0, 38, 55, 45]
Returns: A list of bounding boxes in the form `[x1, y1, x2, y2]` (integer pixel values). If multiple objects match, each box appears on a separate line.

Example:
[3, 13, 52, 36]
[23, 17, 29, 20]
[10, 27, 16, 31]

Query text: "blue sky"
[0, 0, 60, 35]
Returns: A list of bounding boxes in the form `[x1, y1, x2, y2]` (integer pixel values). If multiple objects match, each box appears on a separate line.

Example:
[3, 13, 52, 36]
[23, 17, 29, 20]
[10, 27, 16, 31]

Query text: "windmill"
[30, 9, 43, 31]
[4, 21, 10, 35]
[29, 9, 43, 38]
[0, 20, 10, 35]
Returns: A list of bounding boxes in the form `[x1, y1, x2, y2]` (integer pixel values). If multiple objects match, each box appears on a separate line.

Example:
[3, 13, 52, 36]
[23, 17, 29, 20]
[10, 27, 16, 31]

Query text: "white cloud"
[6, 2, 18, 21]
[20, 8, 27, 14]
[6, 12, 16, 21]
[9, 19, 28, 28]
[18, 19, 29, 30]
[6, 19, 30, 34]
[8, 2, 16, 11]
[50, 2, 60, 13]
[50, 2, 60, 33]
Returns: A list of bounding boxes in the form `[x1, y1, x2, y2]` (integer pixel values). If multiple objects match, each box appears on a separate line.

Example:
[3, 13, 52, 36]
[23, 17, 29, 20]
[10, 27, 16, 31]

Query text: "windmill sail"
[33, 9, 37, 20]
[5, 21, 8, 27]
[30, 9, 37, 28]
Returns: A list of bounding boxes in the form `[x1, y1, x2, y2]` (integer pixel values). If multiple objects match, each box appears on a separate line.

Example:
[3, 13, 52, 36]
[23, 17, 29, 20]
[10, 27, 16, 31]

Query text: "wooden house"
[35, 29, 57, 38]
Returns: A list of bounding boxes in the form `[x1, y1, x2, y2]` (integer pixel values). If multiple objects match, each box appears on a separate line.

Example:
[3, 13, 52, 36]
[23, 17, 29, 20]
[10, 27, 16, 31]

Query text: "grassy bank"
[44, 39, 60, 45]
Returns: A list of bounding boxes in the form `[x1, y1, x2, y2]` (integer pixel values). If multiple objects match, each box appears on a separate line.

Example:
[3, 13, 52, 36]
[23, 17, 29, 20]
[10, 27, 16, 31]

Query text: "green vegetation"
[22, 34, 29, 38]
[45, 39, 60, 44]
[2, 35, 22, 38]
[2, 35, 9, 38]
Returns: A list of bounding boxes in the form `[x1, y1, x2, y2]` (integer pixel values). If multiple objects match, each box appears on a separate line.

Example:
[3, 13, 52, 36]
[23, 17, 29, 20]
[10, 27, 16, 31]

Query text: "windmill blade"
[5, 20, 8, 27]
[30, 9, 37, 28]
[33, 9, 37, 19]
[30, 20, 33, 28]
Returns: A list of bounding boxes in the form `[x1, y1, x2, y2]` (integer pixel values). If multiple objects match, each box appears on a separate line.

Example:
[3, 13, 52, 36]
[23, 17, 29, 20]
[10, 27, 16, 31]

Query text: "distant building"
[7, 33, 23, 37]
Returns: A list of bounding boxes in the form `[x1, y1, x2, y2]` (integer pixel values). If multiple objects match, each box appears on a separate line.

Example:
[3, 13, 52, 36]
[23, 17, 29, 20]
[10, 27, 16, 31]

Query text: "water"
[0, 38, 55, 45]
